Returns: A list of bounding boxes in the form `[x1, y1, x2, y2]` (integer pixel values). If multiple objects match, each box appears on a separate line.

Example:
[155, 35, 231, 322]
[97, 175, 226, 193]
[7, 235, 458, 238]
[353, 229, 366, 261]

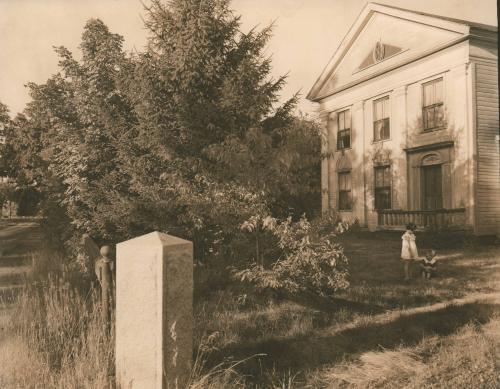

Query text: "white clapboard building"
[307, 3, 499, 236]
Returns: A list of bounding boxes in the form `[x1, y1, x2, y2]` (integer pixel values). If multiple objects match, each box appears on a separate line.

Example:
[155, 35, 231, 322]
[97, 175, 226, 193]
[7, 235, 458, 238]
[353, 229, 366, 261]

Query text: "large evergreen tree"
[6, 0, 321, 260]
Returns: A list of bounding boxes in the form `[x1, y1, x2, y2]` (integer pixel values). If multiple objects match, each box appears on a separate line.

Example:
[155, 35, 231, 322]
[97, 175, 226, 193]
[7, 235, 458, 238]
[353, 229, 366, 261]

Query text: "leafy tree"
[114, 0, 319, 241]
[8, 1, 324, 277]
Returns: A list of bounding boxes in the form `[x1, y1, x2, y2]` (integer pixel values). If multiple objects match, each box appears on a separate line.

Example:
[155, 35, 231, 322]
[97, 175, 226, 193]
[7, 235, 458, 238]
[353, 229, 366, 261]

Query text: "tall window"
[422, 78, 444, 131]
[338, 171, 352, 210]
[337, 110, 351, 150]
[373, 96, 390, 141]
[374, 165, 391, 210]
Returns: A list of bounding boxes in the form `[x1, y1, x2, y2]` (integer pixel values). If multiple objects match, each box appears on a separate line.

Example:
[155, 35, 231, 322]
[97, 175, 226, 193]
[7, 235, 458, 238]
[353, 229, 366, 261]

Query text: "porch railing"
[377, 208, 467, 230]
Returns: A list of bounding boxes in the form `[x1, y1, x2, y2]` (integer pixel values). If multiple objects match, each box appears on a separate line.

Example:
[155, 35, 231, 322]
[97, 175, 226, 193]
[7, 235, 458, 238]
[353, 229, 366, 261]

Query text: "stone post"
[116, 232, 193, 389]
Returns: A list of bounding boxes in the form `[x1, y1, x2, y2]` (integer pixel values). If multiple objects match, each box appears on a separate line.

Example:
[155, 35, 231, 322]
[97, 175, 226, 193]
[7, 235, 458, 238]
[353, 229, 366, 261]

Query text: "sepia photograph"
[0, 0, 498, 388]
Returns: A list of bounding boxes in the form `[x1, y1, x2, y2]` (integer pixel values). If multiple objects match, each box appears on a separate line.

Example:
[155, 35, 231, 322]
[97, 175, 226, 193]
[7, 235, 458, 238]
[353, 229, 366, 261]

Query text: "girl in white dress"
[401, 222, 418, 280]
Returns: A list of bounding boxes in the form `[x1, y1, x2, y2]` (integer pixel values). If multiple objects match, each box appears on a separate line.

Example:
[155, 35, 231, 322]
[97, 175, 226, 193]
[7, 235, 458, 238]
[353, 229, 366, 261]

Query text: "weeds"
[1, 250, 114, 389]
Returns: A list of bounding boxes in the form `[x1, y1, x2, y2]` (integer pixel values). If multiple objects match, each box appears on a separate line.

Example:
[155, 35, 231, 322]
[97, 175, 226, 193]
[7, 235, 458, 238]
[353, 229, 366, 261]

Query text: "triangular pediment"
[308, 3, 475, 101]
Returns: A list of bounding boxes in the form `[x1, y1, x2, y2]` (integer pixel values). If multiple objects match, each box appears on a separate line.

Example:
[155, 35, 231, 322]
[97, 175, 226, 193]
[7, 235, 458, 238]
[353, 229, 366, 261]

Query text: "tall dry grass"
[2, 250, 114, 389]
[309, 315, 500, 388]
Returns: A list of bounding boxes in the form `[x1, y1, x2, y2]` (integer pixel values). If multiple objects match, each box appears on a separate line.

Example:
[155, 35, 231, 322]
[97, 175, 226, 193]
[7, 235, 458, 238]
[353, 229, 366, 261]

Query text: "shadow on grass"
[211, 302, 500, 382]
[287, 293, 386, 316]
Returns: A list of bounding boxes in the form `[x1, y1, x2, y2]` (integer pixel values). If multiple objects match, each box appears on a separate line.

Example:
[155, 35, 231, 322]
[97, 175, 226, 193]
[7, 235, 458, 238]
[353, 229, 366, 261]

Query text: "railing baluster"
[376, 209, 465, 230]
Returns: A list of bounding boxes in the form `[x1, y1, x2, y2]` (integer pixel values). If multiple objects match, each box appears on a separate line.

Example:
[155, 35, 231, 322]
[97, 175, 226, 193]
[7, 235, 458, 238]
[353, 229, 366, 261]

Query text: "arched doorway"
[421, 153, 443, 210]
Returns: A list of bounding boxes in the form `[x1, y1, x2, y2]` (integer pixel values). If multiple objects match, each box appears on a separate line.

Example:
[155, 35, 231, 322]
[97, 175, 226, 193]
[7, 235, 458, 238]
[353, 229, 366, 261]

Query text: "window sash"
[338, 110, 351, 131]
[338, 111, 345, 130]
[374, 166, 391, 209]
[423, 78, 443, 131]
[339, 172, 351, 190]
[374, 117, 390, 141]
[337, 109, 351, 149]
[423, 103, 444, 131]
[375, 187, 391, 210]
[338, 172, 352, 210]
[337, 129, 351, 149]
[339, 190, 352, 210]
[374, 166, 390, 186]
[374, 97, 389, 121]
[423, 79, 443, 107]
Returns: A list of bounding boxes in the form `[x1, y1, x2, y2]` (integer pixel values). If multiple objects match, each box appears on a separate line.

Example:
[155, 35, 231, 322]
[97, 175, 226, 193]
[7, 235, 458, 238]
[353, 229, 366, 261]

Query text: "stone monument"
[116, 232, 193, 389]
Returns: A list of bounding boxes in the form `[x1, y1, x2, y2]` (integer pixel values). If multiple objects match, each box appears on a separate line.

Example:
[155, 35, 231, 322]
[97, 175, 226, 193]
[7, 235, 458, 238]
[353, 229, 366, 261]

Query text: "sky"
[0, 0, 497, 117]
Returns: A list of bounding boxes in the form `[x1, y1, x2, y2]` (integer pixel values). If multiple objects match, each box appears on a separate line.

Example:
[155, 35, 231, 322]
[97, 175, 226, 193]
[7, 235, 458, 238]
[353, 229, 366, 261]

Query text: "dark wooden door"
[422, 165, 443, 210]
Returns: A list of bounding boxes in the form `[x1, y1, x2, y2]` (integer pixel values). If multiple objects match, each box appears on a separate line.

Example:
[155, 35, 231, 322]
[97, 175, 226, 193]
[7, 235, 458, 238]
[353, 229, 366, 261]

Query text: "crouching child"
[420, 249, 438, 279]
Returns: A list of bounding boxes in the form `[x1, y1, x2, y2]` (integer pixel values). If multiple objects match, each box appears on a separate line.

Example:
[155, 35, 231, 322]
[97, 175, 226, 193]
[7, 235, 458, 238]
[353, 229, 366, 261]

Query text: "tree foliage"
[3, 0, 334, 297]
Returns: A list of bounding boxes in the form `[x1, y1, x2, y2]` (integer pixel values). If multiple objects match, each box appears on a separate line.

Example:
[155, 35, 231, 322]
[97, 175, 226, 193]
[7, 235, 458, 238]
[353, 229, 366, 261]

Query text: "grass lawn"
[336, 231, 500, 309]
[1, 231, 499, 388]
[194, 231, 500, 387]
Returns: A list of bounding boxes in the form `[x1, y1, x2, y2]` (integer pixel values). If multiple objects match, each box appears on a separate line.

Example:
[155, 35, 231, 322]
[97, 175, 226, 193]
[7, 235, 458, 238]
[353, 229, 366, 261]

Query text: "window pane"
[375, 166, 391, 209]
[374, 99, 383, 121]
[338, 129, 351, 149]
[375, 188, 391, 209]
[383, 166, 391, 186]
[375, 168, 383, 186]
[374, 97, 389, 120]
[434, 79, 443, 103]
[423, 107, 436, 129]
[344, 110, 351, 129]
[374, 97, 390, 141]
[424, 78, 443, 107]
[381, 118, 390, 140]
[374, 121, 381, 141]
[344, 130, 350, 148]
[339, 192, 346, 210]
[375, 166, 390, 187]
[435, 105, 444, 127]
[429, 108, 436, 128]
[423, 83, 432, 106]
[339, 190, 352, 210]
[339, 172, 351, 191]
[338, 111, 344, 130]
[383, 97, 390, 117]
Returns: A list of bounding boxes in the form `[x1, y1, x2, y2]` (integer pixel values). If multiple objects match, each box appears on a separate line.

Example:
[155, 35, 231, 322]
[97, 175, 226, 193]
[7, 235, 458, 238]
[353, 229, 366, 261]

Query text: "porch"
[377, 208, 467, 231]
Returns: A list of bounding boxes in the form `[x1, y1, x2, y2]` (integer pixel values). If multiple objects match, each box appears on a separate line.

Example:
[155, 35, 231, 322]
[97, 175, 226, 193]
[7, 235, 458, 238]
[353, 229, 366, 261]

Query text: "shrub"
[234, 214, 350, 300]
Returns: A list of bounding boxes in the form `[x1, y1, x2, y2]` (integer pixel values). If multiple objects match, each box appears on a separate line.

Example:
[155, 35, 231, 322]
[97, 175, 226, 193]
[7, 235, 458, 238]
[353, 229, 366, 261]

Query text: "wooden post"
[95, 245, 113, 333]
